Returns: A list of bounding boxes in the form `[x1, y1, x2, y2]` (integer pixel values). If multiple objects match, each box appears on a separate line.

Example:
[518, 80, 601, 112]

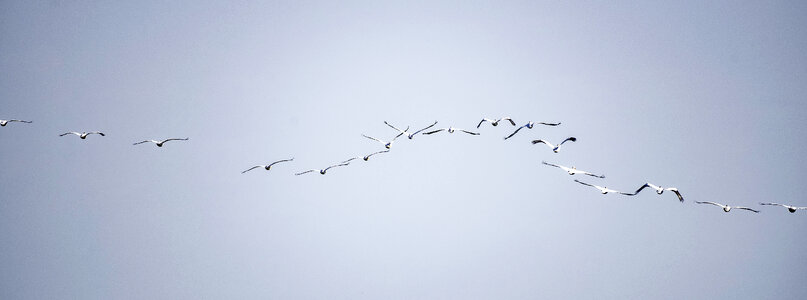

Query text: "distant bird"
[59, 131, 105, 139]
[241, 158, 294, 174]
[0, 119, 32, 127]
[363, 150, 390, 161]
[295, 162, 351, 175]
[695, 201, 759, 213]
[362, 133, 402, 149]
[133, 138, 189, 147]
[423, 126, 480, 135]
[385, 121, 438, 139]
[477, 117, 516, 128]
[759, 202, 807, 213]
[532, 137, 577, 153]
[633, 183, 684, 202]
[503, 121, 561, 140]
[574, 179, 635, 195]
[542, 161, 604, 178]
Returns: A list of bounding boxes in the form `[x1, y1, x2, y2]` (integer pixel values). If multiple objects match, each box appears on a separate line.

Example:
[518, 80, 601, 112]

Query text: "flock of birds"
[2, 116, 805, 215]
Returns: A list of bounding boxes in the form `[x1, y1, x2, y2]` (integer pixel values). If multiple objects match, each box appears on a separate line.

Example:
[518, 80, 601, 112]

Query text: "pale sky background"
[1, 1, 806, 299]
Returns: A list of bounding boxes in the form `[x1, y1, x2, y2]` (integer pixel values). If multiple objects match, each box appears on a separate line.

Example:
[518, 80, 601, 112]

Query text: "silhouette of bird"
[133, 138, 189, 147]
[574, 179, 635, 195]
[695, 201, 759, 213]
[295, 162, 351, 175]
[423, 126, 480, 135]
[59, 131, 105, 139]
[542, 161, 604, 178]
[633, 183, 684, 202]
[759, 202, 806, 213]
[532, 137, 577, 153]
[0, 119, 32, 127]
[503, 121, 561, 140]
[241, 158, 294, 174]
[477, 117, 516, 128]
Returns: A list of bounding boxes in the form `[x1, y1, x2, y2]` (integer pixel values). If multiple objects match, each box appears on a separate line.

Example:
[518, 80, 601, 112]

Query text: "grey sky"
[2, 1, 806, 299]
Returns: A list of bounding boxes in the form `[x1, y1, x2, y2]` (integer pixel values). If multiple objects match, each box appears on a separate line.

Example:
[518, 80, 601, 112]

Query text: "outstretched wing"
[295, 170, 315, 176]
[133, 140, 153, 145]
[459, 129, 480, 135]
[423, 128, 446, 135]
[666, 188, 684, 202]
[341, 157, 358, 164]
[537, 122, 561, 126]
[384, 121, 406, 134]
[241, 166, 263, 174]
[362, 134, 385, 143]
[60, 132, 79, 137]
[559, 137, 577, 145]
[412, 121, 439, 135]
[759, 202, 786, 207]
[89, 132, 105, 136]
[500, 117, 516, 126]
[735, 207, 760, 213]
[163, 138, 189, 143]
[574, 179, 596, 188]
[504, 126, 525, 140]
[579, 170, 606, 178]
[541, 161, 562, 169]
[392, 126, 409, 140]
[695, 201, 723, 208]
[10, 119, 33, 123]
[477, 118, 491, 128]
[324, 162, 351, 172]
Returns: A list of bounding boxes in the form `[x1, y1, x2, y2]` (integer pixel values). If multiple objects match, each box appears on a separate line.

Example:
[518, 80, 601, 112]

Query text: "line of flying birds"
[2, 116, 805, 214]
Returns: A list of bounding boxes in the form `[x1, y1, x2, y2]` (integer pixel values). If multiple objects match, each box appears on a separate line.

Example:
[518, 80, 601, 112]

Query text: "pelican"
[362, 133, 402, 149]
[133, 138, 189, 147]
[363, 150, 390, 161]
[532, 137, 577, 153]
[241, 158, 294, 174]
[633, 183, 684, 202]
[295, 162, 351, 175]
[542, 161, 604, 178]
[759, 202, 807, 213]
[422, 126, 480, 135]
[695, 201, 759, 213]
[477, 117, 516, 128]
[574, 179, 635, 195]
[0, 119, 32, 126]
[59, 131, 105, 139]
[385, 121, 438, 139]
[503, 121, 561, 140]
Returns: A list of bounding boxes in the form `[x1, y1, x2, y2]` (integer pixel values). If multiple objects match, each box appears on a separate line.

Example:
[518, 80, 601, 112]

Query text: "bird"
[362, 133, 402, 149]
[477, 117, 516, 128]
[633, 183, 684, 202]
[295, 162, 351, 175]
[695, 201, 759, 213]
[385, 121, 438, 139]
[133, 138, 189, 147]
[503, 121, 561, 140]
[0, 119, 32, 126]
[574, 179, 635, 195]
[422, 126, 480, 135]
[532, 137, 577, 153]
[759, 202, 807, 213]
[363, 150, 390, 161]
[59, 131, 105, 139]
[542, 161, 604, 178]
[241, 158, 294, 174]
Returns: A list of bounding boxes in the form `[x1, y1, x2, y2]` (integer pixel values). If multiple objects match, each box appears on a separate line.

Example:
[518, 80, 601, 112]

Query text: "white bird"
[574, 179, 635, 195]
[542, 161, 604, 178]
[532, 137, 577, 153]
[133, 138, 189, 147]
[477, 117, 516, 128]
[633, 183, 684, 202]
[385, 121, 438, 139]
[295, 162, 351, 175]
[422, 126, 480, 135]
[695, 201, 759, 213]
[59, 131, 105, 139]
[503, 121, 561, 140]
[241, 158, 294, 174]
[759, 202, 807, 213]
[362, 133, 402, 149]
[0, 119, 32, 126]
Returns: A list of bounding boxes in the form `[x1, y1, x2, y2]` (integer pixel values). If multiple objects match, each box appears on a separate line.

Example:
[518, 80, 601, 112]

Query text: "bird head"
[264, 166, 272, 170]
[788, 207, 797, 213]
[723, 206, 732, 212]
[491, 121, 499, 126]
[526, 122, 535, 129]
[320, 170, 327, 175]
[363, 156, 370, 161]
[385, 143, 391, 149]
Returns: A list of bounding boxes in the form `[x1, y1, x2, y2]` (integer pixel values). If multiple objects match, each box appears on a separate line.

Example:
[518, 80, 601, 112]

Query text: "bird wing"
[537, 122, 561, 126]
[617, 190, 636, 196]
[384, 121, 406, 134]
[574, 179, 596, 188]
[368, 150, 390, 156]
[501, 117, 516, 126]
[60, 132, 80, 136]
[90, 132, 105, 136]
[531, 140, 554, 148]
[696, 201, 723, 208]
[163, 138, 189, 143]
[759, 202, 785, 207]
[362, 134, 385, 143]
[133, 140, 153, 145]
[295, 170, 315, 176]
[735, 207, 760, 213]
[503, 126, 525, 140]
[392, 126, 409, 140]
[633, 183, 651, 195]
[580, 170, 606, 178]
[412, 121, 439, 135]
[459, 129, 480, 135]
[324, 162, 350, 171]
[423, 128, 445, 135]
[476, 118, 491, 128]
[269, 158, 294, 166]
[666, 188, 684, 202]
[541, 161, 562, 169]
[10, 119, 33, 123]
[560, 137, 577, 145]
[341, 157, 358, 164]
[241, 166, 263, 173]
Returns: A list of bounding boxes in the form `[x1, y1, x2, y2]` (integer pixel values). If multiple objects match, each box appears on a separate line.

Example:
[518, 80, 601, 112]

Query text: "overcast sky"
[2, 1, 806, 299]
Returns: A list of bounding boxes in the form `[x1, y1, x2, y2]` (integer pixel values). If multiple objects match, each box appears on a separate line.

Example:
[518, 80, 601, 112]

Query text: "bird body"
[759, 202, 806, 213]
[133, 138, 189, 147]
[532, 137, 577, 153]
[695, 201, 759, 213]
[477, 117, 516, 128]
[0, 119, 32, 126]
[60, 131, 105, 139]
[542, 161, 604, 178]
[241, 158, 294, 174]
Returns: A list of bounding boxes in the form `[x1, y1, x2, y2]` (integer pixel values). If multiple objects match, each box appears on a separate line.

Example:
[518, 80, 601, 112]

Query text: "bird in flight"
[532, 137, 577, 153]
[759, 202, 806, 213]
[633, 183, 684, 202]
[59, 131, 105, 139]
[574, 179, 635, 195]
[695, 201, 759, 213]
[295, 162, 351, 175]
[0, 119, 32, 127]
[542, 161, 604, 178]
[362, 133, 402, 149]
[133, 138, 189, 147]
[503, 121, 561, 140]
[422, 126, 480, 135]
[385, 120, 438, 139]
[477, 117, 516, 128]
[241, 158, 294, 174]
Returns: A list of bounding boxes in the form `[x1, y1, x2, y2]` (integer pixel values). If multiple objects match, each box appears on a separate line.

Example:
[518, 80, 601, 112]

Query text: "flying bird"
[633, 183, 684, 202]
[574, 179, 635, 195]
[133, 138, 189, 147]
[59, 131, 105, 139]
[295, 162, 351, 175]
[422, 126, 480, 135]
[362, 133, 402, 149]
[532, 137, 577, 153]
[695, 201, 759, 213]
[503, 121, 562, 140]
[759, 202, 807, 213]
[385, 121, 438, 139]
[241, 158, 294, 174]
[477, 117, 516, 128]
[0, 119, 32, 126]
[542, 161, 604, 178]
